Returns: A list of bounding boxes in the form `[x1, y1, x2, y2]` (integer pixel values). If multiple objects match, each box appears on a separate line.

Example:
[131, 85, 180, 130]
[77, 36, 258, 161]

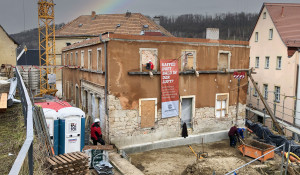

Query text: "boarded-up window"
[139, 98, 157, 128]
[181, 50, 196, 71]
[215, 93, 229, 118]
[140, 48, 158, 71]
[218, 51, 231, 70]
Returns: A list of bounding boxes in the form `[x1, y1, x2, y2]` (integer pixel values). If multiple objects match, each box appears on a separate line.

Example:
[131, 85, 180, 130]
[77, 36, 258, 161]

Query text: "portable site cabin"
[58, 107, 85, 154]
[35, 101, 85, 155]
[43, 108, 59, 155]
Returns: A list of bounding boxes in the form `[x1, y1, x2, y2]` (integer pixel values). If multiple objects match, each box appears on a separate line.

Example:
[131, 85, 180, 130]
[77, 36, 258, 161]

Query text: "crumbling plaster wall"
[107, 40, 249, 148]
[109, 93, 246, 148]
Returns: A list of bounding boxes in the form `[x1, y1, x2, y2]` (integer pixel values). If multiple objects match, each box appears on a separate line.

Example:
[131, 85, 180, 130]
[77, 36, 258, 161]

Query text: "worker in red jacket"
[91, 118, 105, 145]
[228, 124, 238, 147]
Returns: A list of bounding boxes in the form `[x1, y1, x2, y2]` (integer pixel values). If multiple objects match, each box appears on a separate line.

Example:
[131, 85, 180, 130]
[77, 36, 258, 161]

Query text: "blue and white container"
[58, 107, 85, 154]
[43, 108, 59, 155]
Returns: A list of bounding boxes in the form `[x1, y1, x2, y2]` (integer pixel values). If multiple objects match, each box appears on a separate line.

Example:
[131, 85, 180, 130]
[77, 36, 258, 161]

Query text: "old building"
[247, 3, 300, 136]
[54, 12, 173, 81]
[0, 25, 19, 65]
[62, 33, 249, 148]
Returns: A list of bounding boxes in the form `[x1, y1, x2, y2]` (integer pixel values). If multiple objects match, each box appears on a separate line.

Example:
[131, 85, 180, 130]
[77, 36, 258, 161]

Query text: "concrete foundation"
[120, 130, 228, 154]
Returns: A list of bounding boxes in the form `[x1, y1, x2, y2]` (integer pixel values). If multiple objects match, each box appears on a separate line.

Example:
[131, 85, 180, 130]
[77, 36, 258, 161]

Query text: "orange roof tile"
[56, 13, 173, 37]
[265, 3, 300, 47]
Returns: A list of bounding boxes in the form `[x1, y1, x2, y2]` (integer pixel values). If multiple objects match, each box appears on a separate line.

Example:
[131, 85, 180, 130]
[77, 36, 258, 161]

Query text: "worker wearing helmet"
[91, 118, 105, 145]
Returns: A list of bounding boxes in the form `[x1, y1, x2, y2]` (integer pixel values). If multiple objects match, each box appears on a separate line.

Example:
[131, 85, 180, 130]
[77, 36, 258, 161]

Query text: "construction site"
[1, 1, 300, 175]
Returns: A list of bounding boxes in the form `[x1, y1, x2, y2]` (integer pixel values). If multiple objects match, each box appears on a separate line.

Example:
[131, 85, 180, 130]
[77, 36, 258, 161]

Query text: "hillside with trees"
[159, 12, 258, 40]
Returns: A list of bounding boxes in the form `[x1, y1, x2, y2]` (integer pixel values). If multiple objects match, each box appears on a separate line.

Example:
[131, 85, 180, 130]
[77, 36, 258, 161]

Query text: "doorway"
[180, 96, 195, 129]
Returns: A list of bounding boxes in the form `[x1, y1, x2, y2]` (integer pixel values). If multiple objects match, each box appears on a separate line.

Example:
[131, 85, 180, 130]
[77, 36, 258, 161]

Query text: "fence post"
[28, 143, 33, 175]
[280, 144, 285, 175]
[284, 143, 291, 175]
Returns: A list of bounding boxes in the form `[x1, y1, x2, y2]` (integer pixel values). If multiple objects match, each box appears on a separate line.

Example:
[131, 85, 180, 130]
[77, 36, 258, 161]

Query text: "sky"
[1, 0, 300, 34]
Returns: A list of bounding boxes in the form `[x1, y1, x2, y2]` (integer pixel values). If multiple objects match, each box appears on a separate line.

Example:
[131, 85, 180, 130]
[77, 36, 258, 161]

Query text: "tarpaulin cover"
[246, 119, 300, 156]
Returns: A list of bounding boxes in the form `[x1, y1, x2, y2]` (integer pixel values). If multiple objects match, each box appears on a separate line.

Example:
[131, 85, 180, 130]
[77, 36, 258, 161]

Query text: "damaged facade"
[62, 34, 250, 148]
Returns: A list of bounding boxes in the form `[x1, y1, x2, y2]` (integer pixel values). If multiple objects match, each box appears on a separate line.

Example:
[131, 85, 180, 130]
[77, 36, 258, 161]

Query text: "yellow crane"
[37, 0, 57, 96]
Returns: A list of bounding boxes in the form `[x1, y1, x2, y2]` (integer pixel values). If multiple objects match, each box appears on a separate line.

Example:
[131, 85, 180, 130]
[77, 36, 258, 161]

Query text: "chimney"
[206, 28, 219, 40]
[91, 11, 96, 19]
[125, 11, 131, 17]
[153, 16, 160, 25]
[281, 6, 284, 17]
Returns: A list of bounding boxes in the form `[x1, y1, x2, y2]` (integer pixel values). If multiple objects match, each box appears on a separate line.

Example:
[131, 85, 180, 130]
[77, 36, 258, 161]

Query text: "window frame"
[66, 53, 69, 65]
[255, 57, 259, 68]
[265, 56, 269, 69]
[97, 48, 102, 72]
[215, 93, 229, 118]
[70, 52, 73, 65]
[139, 48, 158, 71]
[263, 12, 266, 19]
[138, 98, 158, 128]
[181, 50, 197, 71]
[88, 49, 92, 70]
[269, 29, 273, 40]
[276, 56, 282, 70]
[255, 32, 258, 42]
[75, 51, 78, 66]
[63, 53, 66, 65]
[274, 86, 280, 103]
[263, 84, 268, 100]
[217, 50, 231, 71]
[81, 50, 84, 68]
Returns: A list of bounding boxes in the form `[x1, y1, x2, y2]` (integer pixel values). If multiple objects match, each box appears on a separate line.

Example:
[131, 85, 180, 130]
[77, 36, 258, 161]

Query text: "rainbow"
[94, 0, 134, 14]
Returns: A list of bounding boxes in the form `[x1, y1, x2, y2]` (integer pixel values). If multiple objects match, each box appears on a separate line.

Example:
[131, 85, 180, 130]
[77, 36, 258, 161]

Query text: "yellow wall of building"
[0, 27, 17, 65]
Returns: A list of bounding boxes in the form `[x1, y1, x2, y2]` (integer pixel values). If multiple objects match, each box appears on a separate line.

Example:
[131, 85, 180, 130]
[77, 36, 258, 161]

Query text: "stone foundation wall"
[108, 95, 246, 148]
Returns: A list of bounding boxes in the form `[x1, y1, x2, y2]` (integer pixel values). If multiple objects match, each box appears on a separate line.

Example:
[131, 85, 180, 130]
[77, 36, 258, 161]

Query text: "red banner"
[160, 59, 179, 118]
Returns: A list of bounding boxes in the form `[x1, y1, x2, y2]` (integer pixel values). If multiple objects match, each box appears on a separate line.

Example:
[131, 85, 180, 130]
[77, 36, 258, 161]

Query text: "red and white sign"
[160, 59, 179, 118]
[233, 72, 246, 79]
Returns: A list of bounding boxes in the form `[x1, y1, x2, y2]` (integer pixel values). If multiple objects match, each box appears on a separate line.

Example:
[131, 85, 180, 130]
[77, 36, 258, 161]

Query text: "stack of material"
[94, 160, 114, 175]
[0, 79, 10, 94]
[47, 152, 89, 175]
[0, 93, 7, 112]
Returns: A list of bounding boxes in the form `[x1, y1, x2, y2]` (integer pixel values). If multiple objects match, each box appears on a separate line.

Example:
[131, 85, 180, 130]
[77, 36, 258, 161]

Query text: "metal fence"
[225, 144, 286, 175]
[9, 68, 34, 175]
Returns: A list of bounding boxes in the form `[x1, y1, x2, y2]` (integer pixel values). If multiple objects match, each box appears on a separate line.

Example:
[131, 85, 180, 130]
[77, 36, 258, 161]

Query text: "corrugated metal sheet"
[266, 3, 300, 47]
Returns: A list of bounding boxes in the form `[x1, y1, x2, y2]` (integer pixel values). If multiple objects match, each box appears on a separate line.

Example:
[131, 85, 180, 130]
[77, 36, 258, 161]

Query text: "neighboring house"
[248, 3, 300, 136]
[54, 12, 173, 81]
[0, 25, 19, 65]
[61, 33, 249, 148]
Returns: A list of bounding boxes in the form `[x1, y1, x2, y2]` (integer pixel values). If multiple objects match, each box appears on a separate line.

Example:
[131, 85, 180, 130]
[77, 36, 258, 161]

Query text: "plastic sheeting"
[246, 119, 300, 156]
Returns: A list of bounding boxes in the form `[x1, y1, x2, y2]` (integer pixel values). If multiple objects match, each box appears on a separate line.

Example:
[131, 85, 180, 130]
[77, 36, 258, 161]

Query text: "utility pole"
[236, 79, 240, 124]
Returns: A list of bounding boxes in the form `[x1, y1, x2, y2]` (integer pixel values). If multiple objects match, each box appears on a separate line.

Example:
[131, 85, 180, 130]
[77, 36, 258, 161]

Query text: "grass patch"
[0, 103, 25, 174]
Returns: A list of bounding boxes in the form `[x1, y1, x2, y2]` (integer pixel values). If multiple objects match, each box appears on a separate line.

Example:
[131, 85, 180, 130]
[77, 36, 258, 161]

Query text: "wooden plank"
[63, 153, 77, 162]
[0, 93, 7, 112]
[141, 100, 155, 128]
[82, 145, 113, 151]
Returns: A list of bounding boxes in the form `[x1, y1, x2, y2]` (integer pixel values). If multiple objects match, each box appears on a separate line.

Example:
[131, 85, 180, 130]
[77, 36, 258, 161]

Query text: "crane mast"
[38, 0, 57, 96]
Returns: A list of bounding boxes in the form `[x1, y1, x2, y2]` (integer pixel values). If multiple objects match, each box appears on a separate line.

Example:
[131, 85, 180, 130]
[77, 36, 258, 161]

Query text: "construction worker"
[91, 118, 105, 145]
[237, 128, 245, 140]
[228, 124, 238, 147]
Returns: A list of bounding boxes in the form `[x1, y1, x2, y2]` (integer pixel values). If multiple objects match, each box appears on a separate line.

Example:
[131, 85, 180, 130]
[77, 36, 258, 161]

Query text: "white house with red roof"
[248, 3, 300, 137]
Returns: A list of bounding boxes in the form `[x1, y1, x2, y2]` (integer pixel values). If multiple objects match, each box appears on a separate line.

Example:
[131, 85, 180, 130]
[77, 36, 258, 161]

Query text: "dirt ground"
[129, 139, 283, 175]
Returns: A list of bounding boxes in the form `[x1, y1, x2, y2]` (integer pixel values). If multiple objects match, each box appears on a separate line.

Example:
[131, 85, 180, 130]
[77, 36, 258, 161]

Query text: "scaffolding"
[37, 0, 57, 96]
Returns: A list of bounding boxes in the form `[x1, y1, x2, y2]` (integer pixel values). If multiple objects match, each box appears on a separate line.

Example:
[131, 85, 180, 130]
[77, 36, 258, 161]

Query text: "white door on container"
[65, 116, 81, 153]
[181, 98, 192, 128]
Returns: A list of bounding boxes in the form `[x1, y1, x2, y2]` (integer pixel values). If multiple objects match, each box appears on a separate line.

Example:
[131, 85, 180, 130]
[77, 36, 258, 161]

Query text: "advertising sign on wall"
[160, 59, 179, 118]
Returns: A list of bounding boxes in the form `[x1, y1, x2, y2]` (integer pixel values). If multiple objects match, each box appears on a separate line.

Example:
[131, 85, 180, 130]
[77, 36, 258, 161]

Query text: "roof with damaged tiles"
[56, 12, 173, 37]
